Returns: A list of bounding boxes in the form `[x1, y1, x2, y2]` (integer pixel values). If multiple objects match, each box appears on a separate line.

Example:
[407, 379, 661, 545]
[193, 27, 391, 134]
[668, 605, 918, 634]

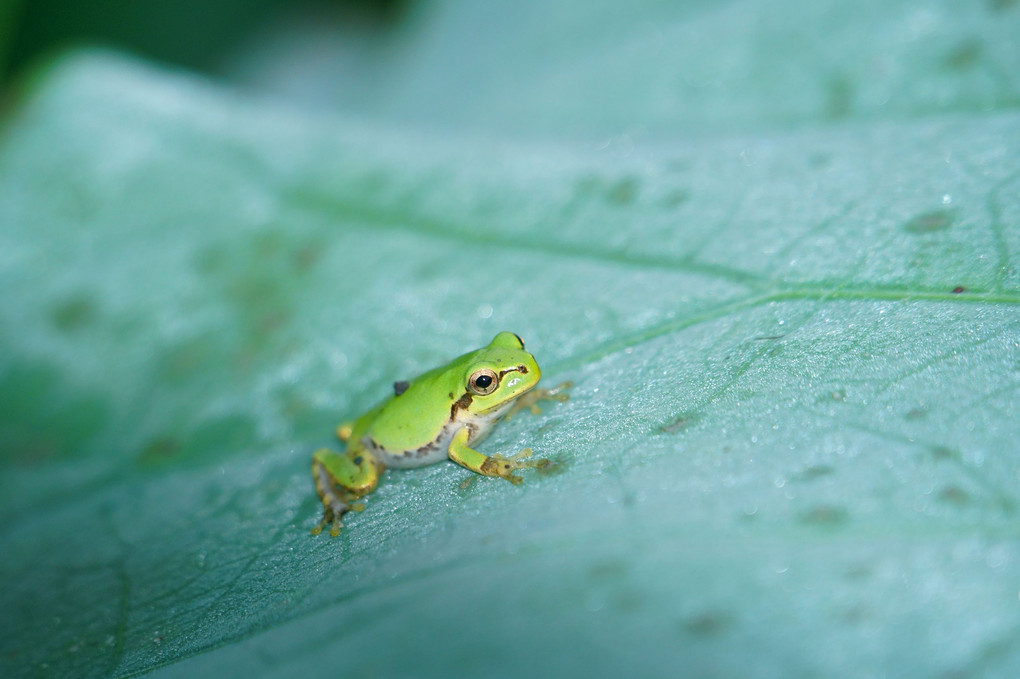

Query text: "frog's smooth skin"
[312, 332, 570, 537]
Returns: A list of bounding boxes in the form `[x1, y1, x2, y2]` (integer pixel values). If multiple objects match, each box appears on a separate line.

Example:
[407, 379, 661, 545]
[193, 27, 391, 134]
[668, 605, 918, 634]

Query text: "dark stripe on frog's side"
[450, 392, 473, 420]
[413, 438, 440, 458]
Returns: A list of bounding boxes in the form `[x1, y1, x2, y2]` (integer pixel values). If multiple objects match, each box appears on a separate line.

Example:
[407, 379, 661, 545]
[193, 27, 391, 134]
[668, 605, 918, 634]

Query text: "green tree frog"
[312, 331, 571, 536]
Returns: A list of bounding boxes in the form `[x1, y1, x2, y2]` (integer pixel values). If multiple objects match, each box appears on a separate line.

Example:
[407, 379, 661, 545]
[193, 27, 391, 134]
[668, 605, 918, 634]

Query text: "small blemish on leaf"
[661, 188, 690, 207]
[137, 436, 181, 464]
[51, 294, 98, 332]
[588, 559, 628, 581]
[903, 209, 955, 234]
[845, 565, 871, 581]
[800, 505, 849, 526]
[681, 610, 734, 637]
[824, 73, 854, 119]
[942, 39, 982, 70]
[292, 244, 322, 271]
[658, 412, 702, 434]
[795, 465, 835, 482]
[609, 589, 646, 613]
[822, 389, 846, 403]
[838, 605, 870, 624]
[952, 286, 965, 293]
[607, 176, 640, 205]
[809, 152, 832, 169]
[938, 485, 970, 506]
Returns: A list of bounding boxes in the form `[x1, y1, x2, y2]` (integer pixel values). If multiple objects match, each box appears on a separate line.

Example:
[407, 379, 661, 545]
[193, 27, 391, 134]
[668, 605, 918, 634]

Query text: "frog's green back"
[363, 362, 465, 451]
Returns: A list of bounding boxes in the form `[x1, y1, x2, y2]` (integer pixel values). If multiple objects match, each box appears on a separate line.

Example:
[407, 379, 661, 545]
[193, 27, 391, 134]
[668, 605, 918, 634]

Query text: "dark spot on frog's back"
[903, 209, 955, 234]
[394, 381, 409, 396]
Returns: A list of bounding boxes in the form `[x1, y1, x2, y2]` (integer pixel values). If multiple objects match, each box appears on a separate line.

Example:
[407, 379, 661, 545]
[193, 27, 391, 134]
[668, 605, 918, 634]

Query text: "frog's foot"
[311, 487, 367, 537]
[505, 381, 573, 419]
[311, 449, 376, 537]
[480, 448, 549, 485]
[312, 502, 346, 538]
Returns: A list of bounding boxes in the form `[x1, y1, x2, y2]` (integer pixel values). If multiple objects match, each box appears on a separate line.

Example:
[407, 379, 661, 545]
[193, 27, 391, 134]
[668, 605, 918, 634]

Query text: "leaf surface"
[1, 2, 1019, 677]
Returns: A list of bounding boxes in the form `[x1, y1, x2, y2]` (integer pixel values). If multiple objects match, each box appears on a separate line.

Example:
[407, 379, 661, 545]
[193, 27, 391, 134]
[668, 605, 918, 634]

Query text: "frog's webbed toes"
[312, 503, 346, 537]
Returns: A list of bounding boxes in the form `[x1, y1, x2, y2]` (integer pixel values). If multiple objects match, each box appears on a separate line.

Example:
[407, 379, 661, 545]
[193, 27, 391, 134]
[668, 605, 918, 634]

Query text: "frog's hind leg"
[311, 448, 381, 537]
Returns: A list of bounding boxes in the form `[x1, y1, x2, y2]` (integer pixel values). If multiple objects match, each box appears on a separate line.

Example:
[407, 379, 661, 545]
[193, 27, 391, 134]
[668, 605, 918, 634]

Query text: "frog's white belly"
[365, 401, 513, 469]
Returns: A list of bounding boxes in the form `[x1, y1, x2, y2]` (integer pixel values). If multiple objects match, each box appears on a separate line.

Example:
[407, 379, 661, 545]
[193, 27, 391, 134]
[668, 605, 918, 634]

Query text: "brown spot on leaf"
[938, 485, 970, 506]
[607, 177, 640, 205]
[943, 40, 982, 70]
[661, 188, 691, 207]
[795, 465, 835, 482]
[588, 559, 628, 581]
[138, 437, 181, 463]
[800, 505, 849, 526]
[682, 610, 733, 637]
[903, 209, 955, 234]
[658, 412, 701, 434]
[824, 73, 854, 119]
[51, 294, 98, 332]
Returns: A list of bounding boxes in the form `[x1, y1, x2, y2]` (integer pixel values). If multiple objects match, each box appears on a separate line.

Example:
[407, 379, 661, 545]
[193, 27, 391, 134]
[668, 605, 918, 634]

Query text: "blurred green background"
[2, 1, 407, 83]
[1, 1, 1019, 678]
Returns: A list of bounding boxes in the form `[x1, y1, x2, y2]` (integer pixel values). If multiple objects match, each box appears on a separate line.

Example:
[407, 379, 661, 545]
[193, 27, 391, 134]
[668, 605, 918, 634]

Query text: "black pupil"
[475, 374, 493, 389]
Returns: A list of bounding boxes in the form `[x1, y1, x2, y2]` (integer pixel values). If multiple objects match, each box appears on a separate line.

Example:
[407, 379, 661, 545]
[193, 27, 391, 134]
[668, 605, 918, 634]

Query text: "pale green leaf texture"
[1, 2, 1019, 678]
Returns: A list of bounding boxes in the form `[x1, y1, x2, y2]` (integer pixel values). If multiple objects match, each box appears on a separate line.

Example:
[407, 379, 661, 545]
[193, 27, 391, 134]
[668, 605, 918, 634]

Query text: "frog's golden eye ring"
[468, 368, 499, 395]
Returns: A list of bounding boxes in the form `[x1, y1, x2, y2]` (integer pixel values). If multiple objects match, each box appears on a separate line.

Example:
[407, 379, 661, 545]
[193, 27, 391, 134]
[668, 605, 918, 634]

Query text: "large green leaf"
[1, 1, 1019, 677]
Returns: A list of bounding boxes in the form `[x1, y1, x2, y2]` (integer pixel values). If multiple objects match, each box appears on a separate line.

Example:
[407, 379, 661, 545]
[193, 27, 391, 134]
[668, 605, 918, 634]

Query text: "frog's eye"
[468, 368, 499, 395]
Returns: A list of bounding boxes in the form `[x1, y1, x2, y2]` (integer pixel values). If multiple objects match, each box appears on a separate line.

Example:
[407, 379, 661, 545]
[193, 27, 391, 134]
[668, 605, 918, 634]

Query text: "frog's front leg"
[311, 447, 382, 537]
[447, 428, 548, 485]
